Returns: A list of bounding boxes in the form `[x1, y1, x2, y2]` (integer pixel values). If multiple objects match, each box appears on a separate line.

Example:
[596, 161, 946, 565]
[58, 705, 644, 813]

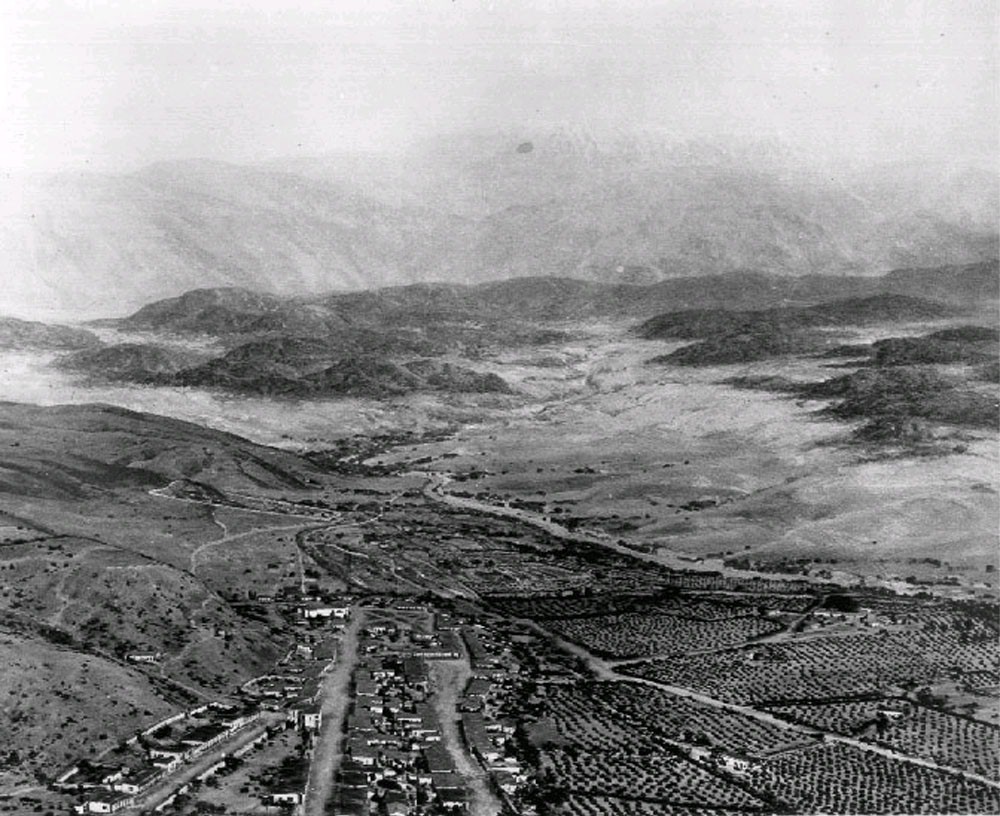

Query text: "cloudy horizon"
[2, 0, 996, 175]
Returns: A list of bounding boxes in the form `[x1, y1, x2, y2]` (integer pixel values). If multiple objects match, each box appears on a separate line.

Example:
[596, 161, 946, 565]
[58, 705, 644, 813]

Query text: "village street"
[123, 712, 285, 814]
[428, 657, 504, 816]
[303, 608, 365, 816]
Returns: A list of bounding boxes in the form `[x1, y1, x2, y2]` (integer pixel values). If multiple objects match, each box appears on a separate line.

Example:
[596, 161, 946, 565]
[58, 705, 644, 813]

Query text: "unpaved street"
[429, 658, 503, 816]
[304, 608, 365, 816]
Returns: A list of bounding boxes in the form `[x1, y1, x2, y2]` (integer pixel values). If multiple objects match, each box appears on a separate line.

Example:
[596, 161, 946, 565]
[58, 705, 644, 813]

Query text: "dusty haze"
[2, 0, 996, 174]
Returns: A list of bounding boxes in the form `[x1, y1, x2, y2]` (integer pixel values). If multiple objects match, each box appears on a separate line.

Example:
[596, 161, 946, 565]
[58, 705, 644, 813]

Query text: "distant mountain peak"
[2, 136, 996, 318]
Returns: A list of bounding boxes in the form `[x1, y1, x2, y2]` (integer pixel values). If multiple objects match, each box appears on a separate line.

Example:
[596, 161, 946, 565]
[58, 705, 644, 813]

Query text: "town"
[30, 567, 1000, 816]
[2, 433, 998, 816]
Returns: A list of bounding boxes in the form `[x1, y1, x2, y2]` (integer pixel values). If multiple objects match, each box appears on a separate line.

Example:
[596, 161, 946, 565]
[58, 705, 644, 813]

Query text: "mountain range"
[3, 132, 996, 317]
[103, 260, 1000, 338]
[35, 261, 993, 404]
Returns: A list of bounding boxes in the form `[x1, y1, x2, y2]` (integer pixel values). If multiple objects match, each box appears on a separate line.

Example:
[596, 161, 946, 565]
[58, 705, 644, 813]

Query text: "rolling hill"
[642, 294, 960, 366]
[869, 327, 999, 368]
[56, 343, 204, 382]
[639, 294, 958, 342]
[104, 262, 999, 339]
[725, 319, 1000, 447]
[34, 265, 998, 397]
[0, 401, 323, 496]
[0, 401, 345, 776]
[170, 354, 511, 398]
[801, 367, 999, 431]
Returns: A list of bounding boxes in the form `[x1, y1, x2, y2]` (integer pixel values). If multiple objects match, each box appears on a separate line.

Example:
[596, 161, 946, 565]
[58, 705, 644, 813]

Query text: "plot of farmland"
[558, 796, 763, 816]
[538, 681, 792, 756]
[768, 701, 1000, 779]
[747, 742, 1000, 814]
[541, 750, 765, 808]
[549, 611, 781, 658]
[624, 623, 1000, 703]
[531, 681, 780, 810]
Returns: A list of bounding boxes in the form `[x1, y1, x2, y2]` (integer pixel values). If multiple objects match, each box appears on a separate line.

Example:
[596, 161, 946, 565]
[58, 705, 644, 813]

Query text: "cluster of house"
[54, 596, 353, 815]
[807, 605, 890, 629]
[59, 703, 261, 814]
[300, 601, 352, 621]
[341, 608, 532, 812]
[330, 617, 467, 816]
[145, 702, 260, 764]
[687, 744, 761, 776]
[454, 623, 526, 798]
[243, 600, 349, 711]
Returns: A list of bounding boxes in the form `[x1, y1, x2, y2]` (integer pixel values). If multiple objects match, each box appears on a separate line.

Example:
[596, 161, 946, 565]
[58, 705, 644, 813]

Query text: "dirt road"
[303, 608, 365, 816]
[124, 713, 284, 814]
[429, 659, 504, 816]
[420, 474, 842, 589]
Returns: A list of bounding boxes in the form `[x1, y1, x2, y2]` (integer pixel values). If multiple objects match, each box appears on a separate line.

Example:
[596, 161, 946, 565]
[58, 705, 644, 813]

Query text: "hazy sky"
[2, 0, 996, 172]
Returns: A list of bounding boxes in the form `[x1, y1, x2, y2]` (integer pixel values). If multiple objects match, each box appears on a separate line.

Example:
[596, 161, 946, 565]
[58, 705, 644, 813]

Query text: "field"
[623, 611, 999, 704]
[768, 701, 1000, 779]
[534, 682, 794, 757]
[488, 591, 816, 620]
[540, 751, 765, 808]
[487, 593, 658, 620]
[747, 742, 1000, 814]
[556, 795, 761, 816]
[528, 681, 791, 812]
[548, 611, 782, 658]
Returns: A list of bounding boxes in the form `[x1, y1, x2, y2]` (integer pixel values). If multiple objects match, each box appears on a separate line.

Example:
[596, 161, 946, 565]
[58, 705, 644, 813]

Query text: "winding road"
[419, 473, 847, 589]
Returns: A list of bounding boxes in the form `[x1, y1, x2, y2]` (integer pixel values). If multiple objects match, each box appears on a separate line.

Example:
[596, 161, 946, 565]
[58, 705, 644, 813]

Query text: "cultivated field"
[623, 615, 999, 704]
[748, 742, 1000, 814]
[549, 611, 782, 658]
[768, 701, 1000, 779]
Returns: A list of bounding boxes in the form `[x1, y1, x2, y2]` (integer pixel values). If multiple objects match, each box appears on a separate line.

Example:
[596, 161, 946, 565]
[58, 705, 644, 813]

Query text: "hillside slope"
[0, 401, 322, 495]
[0, 402, 344, 777]
[642, 294, 961, 366]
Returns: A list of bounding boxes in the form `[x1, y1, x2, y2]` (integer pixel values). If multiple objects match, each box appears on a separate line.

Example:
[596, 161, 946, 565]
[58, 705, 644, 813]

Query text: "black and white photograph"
[0, 2, 997, 814]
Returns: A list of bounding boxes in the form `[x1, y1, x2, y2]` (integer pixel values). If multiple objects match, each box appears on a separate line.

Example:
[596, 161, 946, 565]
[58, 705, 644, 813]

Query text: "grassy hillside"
[728, 357, 998, 448]
[801, 367, 998, 429]
[0, 401, 322, 495]
[171, 354, 511, 397]
[56, 343, 204, 382]
[0, 402, 343, 779]
[652, 330, 825, 366]
[639, 294, 956, 341]
[59, 340, 516, 397]
[0, 632, 176, 776]
[0, 538, 282, 696]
